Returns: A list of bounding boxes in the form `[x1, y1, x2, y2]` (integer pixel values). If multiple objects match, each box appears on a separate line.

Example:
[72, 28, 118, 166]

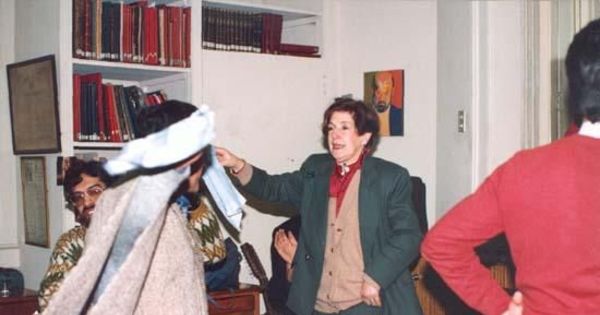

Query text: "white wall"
[0, 0, 19, 268]
[480, 2, 525, 178]
[13, 0, 62, 290]
[436, 1, 526, 218]
[201, 50, 327, 282]
[436, 0, 473, 218]
[326, 0, 438, 226]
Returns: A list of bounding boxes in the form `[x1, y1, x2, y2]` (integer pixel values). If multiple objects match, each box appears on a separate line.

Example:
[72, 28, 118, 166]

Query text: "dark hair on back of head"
[64, 159, 112, 209]
[565, 18, 600, 123]
[321, 97, 380, 152]
[136, 100, 198, 137]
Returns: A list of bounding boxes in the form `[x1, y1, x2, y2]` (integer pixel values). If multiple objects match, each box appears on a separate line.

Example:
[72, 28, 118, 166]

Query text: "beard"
[373, 101, 390, 113]
[75, 206, 94, 228]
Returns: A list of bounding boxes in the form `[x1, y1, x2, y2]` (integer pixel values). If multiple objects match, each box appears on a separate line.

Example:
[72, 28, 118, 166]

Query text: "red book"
[103, 84, 122, 142]
[272, 14, 283, 53]
[143, 6, 159, 65]
[167, 6, 175, 65]
[122, 4, 132, 62]
[170, 6, 183, 67]
[260, 13, 270, 54]
[279, 43, 319, 55]
[73, 74, 82, 141]
[183, 6, 191, 67]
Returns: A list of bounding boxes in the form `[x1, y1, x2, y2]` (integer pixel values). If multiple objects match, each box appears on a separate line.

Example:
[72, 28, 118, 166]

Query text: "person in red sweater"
[421, 19, 600, 315]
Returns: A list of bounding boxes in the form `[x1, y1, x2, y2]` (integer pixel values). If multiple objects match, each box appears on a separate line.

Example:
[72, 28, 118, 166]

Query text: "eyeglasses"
[68, 185, 105, 207]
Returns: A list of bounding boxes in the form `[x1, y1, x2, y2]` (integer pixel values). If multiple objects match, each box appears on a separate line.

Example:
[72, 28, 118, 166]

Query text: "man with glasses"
[38, 159, 111, 312]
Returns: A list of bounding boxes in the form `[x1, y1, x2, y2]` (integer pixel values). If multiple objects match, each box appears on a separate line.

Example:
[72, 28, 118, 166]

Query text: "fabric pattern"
[187, 197, 226, 264]
[38, 226, 86, 312]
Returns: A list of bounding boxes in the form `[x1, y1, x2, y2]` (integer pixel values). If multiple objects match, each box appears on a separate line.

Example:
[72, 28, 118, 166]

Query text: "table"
[0, 289, 38, 315]
[208, 284, 261, 315]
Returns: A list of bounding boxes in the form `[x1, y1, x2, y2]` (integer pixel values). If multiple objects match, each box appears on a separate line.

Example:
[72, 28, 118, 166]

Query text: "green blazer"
[244, 154, 423, 315]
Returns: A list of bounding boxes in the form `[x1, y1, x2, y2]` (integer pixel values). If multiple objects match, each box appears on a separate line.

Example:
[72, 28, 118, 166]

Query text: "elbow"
[420, 230, 437, 263]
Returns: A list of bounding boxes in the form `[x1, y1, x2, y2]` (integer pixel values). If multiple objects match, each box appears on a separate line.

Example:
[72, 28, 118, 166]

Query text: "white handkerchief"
[203, 146, 245, 230]
[104, 105, 215, 175]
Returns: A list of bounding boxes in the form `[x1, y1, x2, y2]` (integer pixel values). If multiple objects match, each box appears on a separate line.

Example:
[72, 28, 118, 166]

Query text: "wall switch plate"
[458, 110, 466, 133]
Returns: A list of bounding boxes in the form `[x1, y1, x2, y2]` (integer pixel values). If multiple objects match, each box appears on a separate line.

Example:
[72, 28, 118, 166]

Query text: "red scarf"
[329, 152, 366, 217]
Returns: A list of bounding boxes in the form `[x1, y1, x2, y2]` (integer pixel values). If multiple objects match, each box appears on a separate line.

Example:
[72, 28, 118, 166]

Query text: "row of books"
[73, 0, 191, 67]
[202, 7, 319, 57]
[73, 73, 167, 143]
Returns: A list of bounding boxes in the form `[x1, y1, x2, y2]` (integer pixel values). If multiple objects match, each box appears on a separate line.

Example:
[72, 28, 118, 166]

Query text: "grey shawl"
[43, 169, 208, 315]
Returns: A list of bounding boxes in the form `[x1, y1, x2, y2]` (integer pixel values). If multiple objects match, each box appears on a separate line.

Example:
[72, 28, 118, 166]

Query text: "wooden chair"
[411, 258, 515, 315]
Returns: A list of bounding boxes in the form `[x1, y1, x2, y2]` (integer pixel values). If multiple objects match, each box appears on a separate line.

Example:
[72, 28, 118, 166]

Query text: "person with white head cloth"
[42, 100, 244, 315]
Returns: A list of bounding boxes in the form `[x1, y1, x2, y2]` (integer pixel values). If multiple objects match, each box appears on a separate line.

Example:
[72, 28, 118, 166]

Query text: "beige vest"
[315, 171, 364, 313]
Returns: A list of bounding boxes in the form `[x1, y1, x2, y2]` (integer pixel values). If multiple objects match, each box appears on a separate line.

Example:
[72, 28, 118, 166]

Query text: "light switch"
[458, 110, 466, 133]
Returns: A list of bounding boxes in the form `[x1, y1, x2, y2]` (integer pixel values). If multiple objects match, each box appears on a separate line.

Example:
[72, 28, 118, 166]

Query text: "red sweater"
[422, 134, 600, 314]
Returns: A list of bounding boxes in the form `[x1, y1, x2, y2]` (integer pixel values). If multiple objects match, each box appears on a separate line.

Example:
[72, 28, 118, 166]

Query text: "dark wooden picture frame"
[20, 156, 50, 248]
[7, 55, 61, 154]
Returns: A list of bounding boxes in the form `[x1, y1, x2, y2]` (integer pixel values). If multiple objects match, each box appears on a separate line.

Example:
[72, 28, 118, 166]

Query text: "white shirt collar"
[578, 120, 600, 138]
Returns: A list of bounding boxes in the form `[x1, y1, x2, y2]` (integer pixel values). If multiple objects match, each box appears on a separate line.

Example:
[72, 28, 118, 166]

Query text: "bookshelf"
[57, 0, 201, 155]
[201, 0, 322, 57]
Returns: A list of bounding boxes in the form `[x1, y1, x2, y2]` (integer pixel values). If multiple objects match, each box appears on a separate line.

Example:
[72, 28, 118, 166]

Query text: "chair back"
[410, 176, 428, 235]
[241, 242, 277, 314]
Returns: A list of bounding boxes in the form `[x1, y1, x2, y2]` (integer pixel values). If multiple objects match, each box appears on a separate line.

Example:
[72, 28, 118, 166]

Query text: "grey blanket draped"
[43, 169, 208, 315]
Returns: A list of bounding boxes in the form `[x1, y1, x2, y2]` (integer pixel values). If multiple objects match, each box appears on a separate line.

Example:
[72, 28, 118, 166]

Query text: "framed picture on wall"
[364, 69, 405, 136]
[20, 156, 50, 248]
[7, 55, 61, 154]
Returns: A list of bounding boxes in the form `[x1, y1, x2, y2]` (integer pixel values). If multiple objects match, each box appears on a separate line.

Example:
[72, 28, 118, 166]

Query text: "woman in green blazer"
[218, 98, 422, 315]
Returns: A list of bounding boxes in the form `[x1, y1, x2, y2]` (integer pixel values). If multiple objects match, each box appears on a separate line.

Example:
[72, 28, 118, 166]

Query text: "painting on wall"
[364, 69, 404, 136]
[7, 55, 61, 154]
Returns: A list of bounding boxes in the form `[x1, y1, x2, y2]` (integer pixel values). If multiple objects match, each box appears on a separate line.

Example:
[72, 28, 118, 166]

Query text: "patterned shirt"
[38, 226, 85, 312]
[183, 196, 226, 264]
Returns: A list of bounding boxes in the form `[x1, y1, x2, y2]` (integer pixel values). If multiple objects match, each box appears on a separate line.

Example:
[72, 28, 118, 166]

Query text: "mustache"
[82, 205, 95, 212]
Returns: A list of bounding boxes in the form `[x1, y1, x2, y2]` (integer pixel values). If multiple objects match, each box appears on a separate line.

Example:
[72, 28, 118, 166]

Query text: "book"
[143, 6, 159, 65]
[279, 43, 319, 55]
[80, 73, 105, 141]
[73, 74, 82, 141]
[73, 0, 85, 58]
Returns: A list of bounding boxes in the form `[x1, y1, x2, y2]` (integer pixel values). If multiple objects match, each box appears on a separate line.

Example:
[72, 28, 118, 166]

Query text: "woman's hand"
[215, 147, 244, 171]
[274, 229, 297, 264]
[361, 281, 382, 307]
[502, 291, 523, 315]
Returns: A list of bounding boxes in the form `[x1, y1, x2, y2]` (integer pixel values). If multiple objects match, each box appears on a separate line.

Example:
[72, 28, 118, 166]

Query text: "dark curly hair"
[63, 159, 112, 210]
[321, 97, 380, 152]
[136, 100, 198, 137]
[566, 19, 600, 123]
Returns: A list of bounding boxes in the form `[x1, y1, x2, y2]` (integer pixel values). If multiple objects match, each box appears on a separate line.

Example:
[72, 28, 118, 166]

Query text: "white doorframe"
[470, 1, 487, 189]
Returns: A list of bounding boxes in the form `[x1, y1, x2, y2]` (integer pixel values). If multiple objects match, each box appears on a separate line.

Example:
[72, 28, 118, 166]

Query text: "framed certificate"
[7, 55, 61, 154]
[20, 156, 50, 248]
